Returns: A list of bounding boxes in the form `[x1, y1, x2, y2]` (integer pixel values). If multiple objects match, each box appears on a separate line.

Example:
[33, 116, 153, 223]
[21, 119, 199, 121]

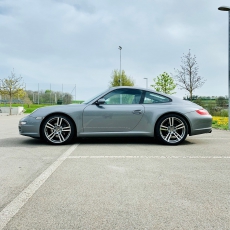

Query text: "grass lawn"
[0, 104, 53, 113]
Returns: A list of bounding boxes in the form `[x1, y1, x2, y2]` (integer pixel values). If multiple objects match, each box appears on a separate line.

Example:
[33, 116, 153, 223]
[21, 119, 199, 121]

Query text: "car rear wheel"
[41, 115, 75, 144]
[155, 114, 188, 145]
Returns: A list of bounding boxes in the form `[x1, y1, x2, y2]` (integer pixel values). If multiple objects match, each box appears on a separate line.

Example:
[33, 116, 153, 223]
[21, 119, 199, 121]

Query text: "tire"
[41, 114, 75, 145]
[155, 114, 188, 145]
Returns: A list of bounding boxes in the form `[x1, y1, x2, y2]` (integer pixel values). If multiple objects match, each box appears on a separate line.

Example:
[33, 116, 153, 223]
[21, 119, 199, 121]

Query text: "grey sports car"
[19, 86, 212, 145]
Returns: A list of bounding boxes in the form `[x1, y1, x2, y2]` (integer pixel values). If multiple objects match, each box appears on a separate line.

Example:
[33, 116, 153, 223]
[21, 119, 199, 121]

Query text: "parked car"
[19, 86, 212, 145]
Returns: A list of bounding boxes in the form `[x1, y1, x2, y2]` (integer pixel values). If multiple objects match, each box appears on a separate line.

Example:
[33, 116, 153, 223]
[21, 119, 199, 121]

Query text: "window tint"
[103, 88, 142, 105]
[143, 91, 171, 104]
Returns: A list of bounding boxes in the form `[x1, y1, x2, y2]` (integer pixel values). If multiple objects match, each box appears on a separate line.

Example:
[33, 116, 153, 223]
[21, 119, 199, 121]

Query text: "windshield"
[82, 89, 109, 104]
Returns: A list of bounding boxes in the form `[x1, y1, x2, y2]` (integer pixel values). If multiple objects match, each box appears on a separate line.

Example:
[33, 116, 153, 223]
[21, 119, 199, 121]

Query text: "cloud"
[0, 0, 230, 99]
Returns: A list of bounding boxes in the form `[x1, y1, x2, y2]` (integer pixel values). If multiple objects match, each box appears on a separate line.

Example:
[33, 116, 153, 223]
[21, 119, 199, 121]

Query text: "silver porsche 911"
[19, 86, 212, 145]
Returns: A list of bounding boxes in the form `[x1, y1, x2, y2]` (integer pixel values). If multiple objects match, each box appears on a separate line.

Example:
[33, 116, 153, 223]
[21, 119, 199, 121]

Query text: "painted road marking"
[187, 138, 230, 139]
[0, 144, 79, 230]
[68, 156, 230, 159]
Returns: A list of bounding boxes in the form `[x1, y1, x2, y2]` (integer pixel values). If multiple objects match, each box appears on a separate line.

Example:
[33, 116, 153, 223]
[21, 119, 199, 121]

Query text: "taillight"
[196, 109, 209, 115]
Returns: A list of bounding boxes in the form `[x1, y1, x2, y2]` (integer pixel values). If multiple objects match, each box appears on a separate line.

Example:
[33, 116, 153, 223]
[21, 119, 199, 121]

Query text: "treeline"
[0, 90, 73, 105]
[26, 90, 73, 105]
[189, 96, 228, 116]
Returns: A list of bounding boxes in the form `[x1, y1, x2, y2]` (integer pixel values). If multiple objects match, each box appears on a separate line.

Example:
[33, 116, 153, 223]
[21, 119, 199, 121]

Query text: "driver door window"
[104, 88, 142, 105]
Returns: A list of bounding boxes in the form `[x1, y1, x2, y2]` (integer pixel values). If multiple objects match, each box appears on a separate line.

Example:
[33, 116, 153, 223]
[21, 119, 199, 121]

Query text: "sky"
[0, 0, 230, 101]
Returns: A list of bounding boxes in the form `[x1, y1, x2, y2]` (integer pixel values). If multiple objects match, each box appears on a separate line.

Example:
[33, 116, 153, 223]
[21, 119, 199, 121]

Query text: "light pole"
[218, 6, 230, 130]
[38, 83, 39, 105]
[118, 46, 122, 104]
[118, 46, 122, 86]
[143, 78, 148, 89]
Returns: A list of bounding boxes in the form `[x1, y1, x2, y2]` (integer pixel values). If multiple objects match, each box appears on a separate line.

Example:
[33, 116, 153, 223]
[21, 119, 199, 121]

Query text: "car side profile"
[19, 86, 212, 145]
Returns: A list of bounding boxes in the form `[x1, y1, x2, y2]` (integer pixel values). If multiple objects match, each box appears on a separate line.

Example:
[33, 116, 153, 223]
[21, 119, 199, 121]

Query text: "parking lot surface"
[0, 115, 230, 229]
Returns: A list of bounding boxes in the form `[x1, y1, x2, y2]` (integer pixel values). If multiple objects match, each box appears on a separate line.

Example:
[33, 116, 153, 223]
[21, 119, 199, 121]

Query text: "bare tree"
[0, 69, 24, 115]
[174, 50, 205, 100]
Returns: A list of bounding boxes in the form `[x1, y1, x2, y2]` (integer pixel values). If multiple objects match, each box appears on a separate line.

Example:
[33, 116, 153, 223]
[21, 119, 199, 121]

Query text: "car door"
[83, 88, 145, 132]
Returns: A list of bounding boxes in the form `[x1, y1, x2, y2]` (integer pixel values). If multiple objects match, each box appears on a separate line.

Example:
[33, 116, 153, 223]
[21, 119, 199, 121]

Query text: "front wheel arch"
[40, 113, 77, 143]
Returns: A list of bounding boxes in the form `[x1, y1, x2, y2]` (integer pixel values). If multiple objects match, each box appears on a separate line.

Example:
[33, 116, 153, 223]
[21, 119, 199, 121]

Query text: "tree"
[23, 92, 33, 108]
[109, 70, 134, 87]
[62, 93, 72, 104]
[0, 70, 25, 115]
[216, 96, 227, 107]
[174, 50, 205, 101]
[151, 72, 176, 94]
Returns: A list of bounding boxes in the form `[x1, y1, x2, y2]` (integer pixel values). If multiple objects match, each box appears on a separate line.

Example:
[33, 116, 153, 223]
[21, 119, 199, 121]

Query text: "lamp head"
[218, 6, 230, 11]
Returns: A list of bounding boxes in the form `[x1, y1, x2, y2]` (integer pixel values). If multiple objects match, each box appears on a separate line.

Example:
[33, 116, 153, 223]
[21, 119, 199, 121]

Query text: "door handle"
[132, 110, 143, 115]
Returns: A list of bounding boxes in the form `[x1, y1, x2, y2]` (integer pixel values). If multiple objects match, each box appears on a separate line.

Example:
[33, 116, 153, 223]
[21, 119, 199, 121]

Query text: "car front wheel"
[155, 114, 188, 145]
[41, 115, 75, 144]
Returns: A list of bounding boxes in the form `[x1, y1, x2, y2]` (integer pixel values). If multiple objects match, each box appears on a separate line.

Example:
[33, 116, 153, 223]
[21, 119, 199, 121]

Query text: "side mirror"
[96, 98, 105, 105]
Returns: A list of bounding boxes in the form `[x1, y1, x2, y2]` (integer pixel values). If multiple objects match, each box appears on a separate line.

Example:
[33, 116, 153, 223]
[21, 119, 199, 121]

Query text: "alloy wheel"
[44, 116, 72, 144]
[158, 116, 187, 144]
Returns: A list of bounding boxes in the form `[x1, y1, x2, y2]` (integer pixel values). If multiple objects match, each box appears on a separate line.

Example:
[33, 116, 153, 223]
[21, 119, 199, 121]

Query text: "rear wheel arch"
[154, 112, 191, 145]
[154, 112, 191, 136]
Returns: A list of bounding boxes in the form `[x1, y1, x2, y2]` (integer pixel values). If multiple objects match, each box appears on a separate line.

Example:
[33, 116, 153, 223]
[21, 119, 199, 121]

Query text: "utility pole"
[218, 6, 230, 130]
[118, 46, 122, 86]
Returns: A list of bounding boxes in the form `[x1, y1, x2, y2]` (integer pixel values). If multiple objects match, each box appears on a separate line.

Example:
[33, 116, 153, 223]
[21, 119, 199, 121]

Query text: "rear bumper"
[190, 127, 212, 136]
[185, 111, 212, 136]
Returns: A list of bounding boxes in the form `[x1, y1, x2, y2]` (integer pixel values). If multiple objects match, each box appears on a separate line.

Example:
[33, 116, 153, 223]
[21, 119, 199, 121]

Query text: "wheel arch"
[154, 112, 191, 136]
[39, 112, 77, 139]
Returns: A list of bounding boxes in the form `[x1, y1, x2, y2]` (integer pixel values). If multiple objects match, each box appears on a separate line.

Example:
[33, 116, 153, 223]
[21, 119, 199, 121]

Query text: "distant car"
[19, 86, 212, 145]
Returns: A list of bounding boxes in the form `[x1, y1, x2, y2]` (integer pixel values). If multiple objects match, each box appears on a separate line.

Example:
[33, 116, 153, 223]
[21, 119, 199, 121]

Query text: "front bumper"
[19, 115, 43, 138]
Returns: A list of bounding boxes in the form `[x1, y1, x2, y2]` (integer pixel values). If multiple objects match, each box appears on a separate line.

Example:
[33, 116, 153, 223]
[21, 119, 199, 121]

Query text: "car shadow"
[0, 137, 195, 147]
[74, 137, 195, 146]
[76, 137, 157, 145]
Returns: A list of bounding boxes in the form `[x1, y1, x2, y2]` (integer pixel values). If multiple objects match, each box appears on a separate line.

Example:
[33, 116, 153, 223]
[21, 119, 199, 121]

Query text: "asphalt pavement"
[0, 114, 230, 229]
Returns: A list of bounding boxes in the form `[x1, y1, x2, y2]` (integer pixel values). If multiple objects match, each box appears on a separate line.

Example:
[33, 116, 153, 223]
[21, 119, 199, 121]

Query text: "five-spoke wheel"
[41, 115, 75, 144]
[155, 114, 188, 145]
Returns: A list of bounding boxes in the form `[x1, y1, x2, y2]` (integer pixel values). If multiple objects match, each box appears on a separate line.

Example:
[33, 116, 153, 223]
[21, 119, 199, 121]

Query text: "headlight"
[20, 121, 27, 125]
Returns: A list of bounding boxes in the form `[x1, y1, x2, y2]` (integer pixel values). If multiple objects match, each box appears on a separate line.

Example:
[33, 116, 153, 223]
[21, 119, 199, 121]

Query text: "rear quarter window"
[143, 92, 172, 104]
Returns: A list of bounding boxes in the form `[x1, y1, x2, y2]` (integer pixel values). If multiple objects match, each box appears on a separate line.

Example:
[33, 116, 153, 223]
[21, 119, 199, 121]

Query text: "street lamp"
[118, 46, 122, 86]
[218, 6, 230, 130]
[143, 78, 148, 89]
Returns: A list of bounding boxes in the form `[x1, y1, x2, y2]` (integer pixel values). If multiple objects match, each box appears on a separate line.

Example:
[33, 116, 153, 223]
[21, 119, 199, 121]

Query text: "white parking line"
[188, 138, 230, 139]
[68, 156, 230, 159]
[0, 144, 79, 230]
